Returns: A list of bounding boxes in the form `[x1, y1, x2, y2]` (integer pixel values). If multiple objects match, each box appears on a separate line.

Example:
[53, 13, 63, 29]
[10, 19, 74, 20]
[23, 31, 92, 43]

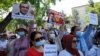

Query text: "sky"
[50, 0, 100, 16]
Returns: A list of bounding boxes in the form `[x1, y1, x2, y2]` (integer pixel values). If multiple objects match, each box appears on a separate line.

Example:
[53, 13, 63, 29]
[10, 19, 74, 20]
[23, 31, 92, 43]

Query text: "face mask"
[17, 32, 25, 37]
[64, 31, 67, 35]
[50, 34, 55, 39]
[35, 40, 46, 47]
[76, 31, 82, 37]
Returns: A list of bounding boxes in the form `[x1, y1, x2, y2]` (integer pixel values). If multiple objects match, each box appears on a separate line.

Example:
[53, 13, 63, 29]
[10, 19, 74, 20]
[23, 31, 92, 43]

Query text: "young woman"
[59, 35, 83, 56]
[26, 31, 46, 56]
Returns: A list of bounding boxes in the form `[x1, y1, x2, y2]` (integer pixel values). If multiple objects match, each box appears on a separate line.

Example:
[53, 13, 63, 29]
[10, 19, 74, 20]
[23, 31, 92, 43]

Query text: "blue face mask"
[17, 32, 25, 37]
[35, 40, 46, 47]
[76, 31, 82, 37]
[64, 31, 67, 35]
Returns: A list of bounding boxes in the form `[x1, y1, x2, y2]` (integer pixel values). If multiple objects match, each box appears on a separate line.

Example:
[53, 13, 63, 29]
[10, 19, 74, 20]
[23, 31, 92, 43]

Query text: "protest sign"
[47, 9, 64, 25]
[12, 3, 34, 20]
[44, 44, 57, 56]
[89, 13, 98, 25]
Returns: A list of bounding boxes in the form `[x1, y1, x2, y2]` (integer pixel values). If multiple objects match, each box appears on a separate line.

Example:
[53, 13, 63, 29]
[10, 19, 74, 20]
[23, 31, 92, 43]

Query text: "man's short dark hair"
[71, 26, 78, 32]
[15, 28, 28, 34]
[19, 3, 29, 9]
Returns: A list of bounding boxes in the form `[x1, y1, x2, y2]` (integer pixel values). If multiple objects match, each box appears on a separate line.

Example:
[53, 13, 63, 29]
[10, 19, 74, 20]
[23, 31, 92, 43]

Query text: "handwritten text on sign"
[44, 44, 57, 56]
[89, 13, 98, 25]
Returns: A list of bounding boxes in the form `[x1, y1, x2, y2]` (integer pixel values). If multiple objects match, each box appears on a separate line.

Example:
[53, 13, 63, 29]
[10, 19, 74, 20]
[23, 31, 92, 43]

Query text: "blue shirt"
[88, 45, 100, 56]
[77, 24, 93, 56]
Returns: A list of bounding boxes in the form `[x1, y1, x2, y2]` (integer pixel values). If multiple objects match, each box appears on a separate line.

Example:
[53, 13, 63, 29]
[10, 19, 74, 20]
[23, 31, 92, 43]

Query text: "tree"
[0, 0, 61, 32]
[87, 2, 100, 26]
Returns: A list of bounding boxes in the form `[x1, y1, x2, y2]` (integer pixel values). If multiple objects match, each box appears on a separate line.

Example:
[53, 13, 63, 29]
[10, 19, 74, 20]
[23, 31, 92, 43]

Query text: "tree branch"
[0, 12, 12, 33]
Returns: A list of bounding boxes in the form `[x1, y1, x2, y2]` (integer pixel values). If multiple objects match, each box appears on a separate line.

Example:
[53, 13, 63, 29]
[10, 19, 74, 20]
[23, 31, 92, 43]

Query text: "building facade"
[72, 5, 89, 30]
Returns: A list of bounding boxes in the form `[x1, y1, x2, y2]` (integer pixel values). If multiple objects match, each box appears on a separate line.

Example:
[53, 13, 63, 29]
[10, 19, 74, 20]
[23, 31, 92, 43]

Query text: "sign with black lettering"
[44, 44, 57, 56]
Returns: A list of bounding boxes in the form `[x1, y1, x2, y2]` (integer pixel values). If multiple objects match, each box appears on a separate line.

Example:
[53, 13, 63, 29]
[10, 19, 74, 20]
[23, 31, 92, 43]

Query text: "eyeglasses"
[34, 37, 45, 42]
[21, 6, 29, 9]
[72, 40, 79, 43]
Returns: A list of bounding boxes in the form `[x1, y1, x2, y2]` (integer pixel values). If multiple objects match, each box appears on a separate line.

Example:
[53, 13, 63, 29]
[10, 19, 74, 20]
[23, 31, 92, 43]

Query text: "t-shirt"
[26, 48, 43, 56]
[88, 45, 100, 56]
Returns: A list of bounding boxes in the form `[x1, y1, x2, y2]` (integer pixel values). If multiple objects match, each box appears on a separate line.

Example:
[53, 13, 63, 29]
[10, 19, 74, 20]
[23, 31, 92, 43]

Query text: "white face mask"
[49, 34, 55, 39]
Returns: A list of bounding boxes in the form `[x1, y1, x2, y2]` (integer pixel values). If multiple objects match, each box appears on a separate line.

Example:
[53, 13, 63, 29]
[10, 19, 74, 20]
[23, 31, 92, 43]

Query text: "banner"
[44, 44, 58, 56]
[12, 3, 34, 20]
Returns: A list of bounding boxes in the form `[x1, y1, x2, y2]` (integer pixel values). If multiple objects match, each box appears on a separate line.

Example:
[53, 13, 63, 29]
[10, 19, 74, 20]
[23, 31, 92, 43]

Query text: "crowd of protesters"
[0, 23, 100, 56]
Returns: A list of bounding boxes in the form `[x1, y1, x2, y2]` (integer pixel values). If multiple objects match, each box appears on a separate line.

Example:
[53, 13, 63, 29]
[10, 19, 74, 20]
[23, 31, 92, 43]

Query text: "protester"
[70, 25, 81, 35]
[61, 25, 81, 49]
[59, 34, 83, 56]
[26, 31, 47, 56]
[7, 35, 17, 56]
[48, 30, 56, 44]
[88, 30, 100, 56]
[0, 34, 8, 56]
[86, 26, 96, 50]
[76, 24, 93, 56]
[12, 28, 30, 56]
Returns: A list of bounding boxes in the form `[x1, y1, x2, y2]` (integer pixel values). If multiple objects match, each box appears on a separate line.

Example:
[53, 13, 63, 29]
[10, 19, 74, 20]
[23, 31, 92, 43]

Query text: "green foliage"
[87, 3, 100, 14]
[0, 18, 4, 22]
[6, 19, 29, 31]
[0, 0, 22, 11]
[87, 2, 100, 25]
[0, 0, 61, 31]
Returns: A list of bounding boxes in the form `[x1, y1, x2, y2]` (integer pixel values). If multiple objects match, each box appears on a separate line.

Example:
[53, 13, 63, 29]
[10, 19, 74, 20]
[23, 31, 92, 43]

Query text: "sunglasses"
[34, 37, 45, 42]
[72, 40, 79, 43]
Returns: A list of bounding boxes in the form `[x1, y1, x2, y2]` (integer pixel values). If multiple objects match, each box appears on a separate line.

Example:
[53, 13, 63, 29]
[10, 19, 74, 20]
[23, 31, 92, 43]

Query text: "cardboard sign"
[12, 3, 34, 20]
[44, 44, 57, 56]
[89, 13, 98, 25]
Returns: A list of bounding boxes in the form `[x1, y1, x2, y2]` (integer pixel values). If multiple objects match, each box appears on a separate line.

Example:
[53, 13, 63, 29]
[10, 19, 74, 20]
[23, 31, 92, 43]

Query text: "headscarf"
[64, 34, 80, 56]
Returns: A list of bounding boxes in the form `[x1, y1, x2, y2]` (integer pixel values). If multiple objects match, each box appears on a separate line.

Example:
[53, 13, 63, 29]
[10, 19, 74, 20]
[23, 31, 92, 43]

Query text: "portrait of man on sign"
[15, 3, 29, 15]
[12, 2, 34, 20]
[47, 9, 64, 25]
[47, 13, 56, 23]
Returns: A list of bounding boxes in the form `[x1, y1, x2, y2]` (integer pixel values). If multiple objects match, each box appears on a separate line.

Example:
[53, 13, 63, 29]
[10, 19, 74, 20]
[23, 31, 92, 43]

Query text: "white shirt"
[88, 45, 100, 56]
[59, 49, 84, 56]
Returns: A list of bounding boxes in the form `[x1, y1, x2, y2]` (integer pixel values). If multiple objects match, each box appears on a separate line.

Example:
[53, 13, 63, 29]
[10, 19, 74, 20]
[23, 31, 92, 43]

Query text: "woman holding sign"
[26, 31, 46, 56]
[59, 35, 84, 56]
